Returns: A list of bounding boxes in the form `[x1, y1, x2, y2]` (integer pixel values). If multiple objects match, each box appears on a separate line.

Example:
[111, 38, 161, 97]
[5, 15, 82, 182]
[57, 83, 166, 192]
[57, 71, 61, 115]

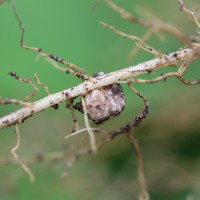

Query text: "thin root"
[127, 133, 149, 200]
[128, 83, 149, 127]
[7, 0, 90, 81]
[92, 0, 103, 11]
[66, 100, 80, 132]
[8, 72, 38, 101]
[11, 124, 35, 182]
[100, 21, 160, 57]
[122, 61, 200, 86]
[0, 97, 31, 107]
[105, 0, 191, 45]
[34, 73, 50, 95]
[81, 97, 97, 153]
[179, 0, 200, 30]
[65, 128, 101, 139]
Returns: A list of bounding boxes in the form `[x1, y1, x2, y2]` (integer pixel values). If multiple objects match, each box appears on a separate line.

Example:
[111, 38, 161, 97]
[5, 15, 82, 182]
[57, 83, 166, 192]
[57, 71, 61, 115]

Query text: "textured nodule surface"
[84, 84, 126, 124]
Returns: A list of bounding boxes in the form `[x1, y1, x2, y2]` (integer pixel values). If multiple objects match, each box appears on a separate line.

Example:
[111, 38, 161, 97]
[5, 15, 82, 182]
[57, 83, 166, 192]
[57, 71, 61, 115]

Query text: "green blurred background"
[0, 0, 200, 199]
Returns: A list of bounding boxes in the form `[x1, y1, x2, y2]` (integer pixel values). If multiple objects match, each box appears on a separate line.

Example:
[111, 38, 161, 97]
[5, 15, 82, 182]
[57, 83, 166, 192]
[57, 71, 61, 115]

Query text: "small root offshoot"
[8, 72, 38, 101]
[65, 128, 101, 140]
[100, 21, 161, 58]
[81, 97, 97, 153]
[179, 0, 200, 30]
[34, 73, 50, 95]
[11, 124, 35, 182]
[0, 97, 31, 107]
[66, 100, 80, 133]
[127, 133, 149, 200]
